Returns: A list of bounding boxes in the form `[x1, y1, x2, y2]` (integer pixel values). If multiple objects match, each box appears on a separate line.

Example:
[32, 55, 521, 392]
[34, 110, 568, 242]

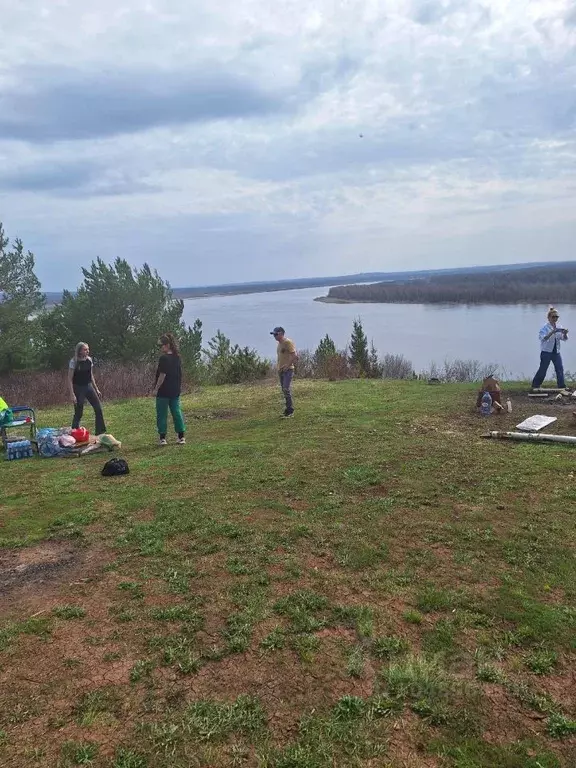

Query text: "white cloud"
[0, 0, 575, 288]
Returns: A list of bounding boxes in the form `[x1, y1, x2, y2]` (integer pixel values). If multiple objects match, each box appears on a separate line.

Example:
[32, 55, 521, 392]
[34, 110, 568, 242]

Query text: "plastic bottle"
[480, 391, 492, 416]
[506, 398, 512, 413]
[6, 440, 33, 460]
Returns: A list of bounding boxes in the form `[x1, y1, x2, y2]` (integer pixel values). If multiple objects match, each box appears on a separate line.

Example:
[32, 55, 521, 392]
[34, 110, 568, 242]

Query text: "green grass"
[60, 740, 99, 765]
[73, 688, 121, 728]
[371, 635, 410, 659]
[1, 380, 575, 766]
[53, 605, 87, 620]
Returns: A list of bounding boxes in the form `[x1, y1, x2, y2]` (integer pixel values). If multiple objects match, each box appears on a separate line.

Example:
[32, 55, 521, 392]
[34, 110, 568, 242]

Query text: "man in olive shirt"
[271, 326, 297, 417]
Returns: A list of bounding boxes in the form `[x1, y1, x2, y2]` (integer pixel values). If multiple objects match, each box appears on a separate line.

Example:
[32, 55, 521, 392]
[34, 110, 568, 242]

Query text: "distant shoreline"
[314, 296, 355, 304]
[323, 262, 576, 306]
[315, 296, 576, 306]
[44, 260, 572, 306]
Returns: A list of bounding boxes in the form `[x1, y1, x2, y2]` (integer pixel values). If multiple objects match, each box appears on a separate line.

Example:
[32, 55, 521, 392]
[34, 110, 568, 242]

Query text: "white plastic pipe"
[484, 431, 576, 445]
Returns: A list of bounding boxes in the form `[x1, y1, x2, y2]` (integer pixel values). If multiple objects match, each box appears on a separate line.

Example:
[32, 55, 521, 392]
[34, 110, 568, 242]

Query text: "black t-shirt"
[70, 357, 92, 387]
[156, 354, 182, 398]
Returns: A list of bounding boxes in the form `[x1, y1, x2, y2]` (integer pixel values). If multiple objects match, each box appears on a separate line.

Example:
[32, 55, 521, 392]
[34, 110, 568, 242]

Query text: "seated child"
[476, 375, 502, 410]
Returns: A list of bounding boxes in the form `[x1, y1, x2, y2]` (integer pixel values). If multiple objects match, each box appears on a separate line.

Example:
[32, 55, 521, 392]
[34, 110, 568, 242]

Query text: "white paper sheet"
[515, 415, 557, 432]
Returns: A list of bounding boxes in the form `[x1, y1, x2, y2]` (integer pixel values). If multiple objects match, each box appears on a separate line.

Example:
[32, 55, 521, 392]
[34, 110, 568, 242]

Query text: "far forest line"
[323, 263, 576, 305]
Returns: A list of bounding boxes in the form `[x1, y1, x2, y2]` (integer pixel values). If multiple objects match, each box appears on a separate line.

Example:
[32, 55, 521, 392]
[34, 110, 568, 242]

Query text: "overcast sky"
[1, 0, 575, 290]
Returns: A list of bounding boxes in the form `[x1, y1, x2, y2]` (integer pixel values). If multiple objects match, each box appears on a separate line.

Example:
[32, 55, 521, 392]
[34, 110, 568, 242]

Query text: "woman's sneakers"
[159, 437, 186, 446]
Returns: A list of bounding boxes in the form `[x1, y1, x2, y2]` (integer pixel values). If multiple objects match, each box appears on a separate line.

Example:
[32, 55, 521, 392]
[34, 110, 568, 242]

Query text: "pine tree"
[367, 341, 383, 378]
[348, 318, 369, 376]
[314, 334, 337, 366]
[40, 257, 184, 367]
[0, 223, 45, 373]
[180, 318, 203, 379]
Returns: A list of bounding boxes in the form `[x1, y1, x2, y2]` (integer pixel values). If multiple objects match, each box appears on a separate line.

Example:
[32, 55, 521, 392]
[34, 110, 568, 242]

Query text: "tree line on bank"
[326, 263, 576, 304]
[0, 223, 413, 385]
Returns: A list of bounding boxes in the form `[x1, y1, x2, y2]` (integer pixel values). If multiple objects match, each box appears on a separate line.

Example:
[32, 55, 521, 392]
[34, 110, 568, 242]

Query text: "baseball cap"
[270, 327, 285, 335]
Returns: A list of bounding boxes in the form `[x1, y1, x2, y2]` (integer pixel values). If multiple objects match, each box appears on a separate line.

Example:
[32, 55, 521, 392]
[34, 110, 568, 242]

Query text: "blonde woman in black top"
[67, 342, 107, 435]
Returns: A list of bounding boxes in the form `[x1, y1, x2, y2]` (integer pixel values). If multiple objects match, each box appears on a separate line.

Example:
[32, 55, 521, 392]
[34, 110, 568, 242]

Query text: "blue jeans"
[532, 352, 565, 389]
[279, 370, 294, 412]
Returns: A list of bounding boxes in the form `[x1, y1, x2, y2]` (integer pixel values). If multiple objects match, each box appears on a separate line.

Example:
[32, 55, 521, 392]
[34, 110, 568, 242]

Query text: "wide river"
[182, 286, 576, 378]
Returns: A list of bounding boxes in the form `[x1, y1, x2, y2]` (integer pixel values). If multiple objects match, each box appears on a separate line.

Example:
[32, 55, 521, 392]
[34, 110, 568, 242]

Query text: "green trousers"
[156, 397, 186, 436]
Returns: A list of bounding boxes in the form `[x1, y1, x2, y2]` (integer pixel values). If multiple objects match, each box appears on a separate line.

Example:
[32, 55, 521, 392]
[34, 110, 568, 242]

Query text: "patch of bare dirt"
[384, 712, 441, 767]
[173, 638, 377, 742]
[0, 540, 93, 604]
[456, 391, 576, 435]
[537, 666, 576, 716]
[481, 682, 548, 745]
[187, 408, 243, 420]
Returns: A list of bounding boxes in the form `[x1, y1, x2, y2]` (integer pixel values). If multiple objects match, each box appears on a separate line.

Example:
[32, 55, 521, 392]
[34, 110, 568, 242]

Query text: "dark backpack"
[101, 458, 129, 477]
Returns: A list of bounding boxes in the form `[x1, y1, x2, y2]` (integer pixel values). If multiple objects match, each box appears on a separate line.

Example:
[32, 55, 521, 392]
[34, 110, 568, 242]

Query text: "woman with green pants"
[153, 333, 186, 446]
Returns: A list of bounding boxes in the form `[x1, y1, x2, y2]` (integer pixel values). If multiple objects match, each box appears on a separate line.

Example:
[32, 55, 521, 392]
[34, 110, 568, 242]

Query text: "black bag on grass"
[102, 458, 129, 477]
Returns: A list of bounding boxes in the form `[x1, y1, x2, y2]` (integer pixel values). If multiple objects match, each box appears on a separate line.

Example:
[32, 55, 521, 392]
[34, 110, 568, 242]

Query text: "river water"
[182, 286, 576, 378]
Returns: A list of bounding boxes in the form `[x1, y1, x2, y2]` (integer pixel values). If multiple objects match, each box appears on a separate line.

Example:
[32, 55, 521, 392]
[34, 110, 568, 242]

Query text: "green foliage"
[475, 664, 506, 684]
[384, 654, 452, 702]
[113, 749, 148, 768]
[52, 605, 87, 620]
[433, 739, 561, 767]
[403, 609, 424, 625]
[129, 659, 154, 683]
[260, 627, 287, 651]
[546, 713, 576, 739]
[204, 329, 270, 384]
[346, 646, 365, 678]
[313, 334, 337, 366]
[368, 342, 383, 378]
[0, 223, 45, 373]
[74, 687, 121, 727]
[61, 740, 99, 765]
[348, 318, 369, 376]
[525, 648, 559, 676]
[347, 319, 382, 378]
[179, 317, 203, 379]
[372, 635, 410, 659]
[333, 695, 365, 721]
[416, 586, 454, 612]
[40, 257, 184, 368]
[0, 616, 52, 651]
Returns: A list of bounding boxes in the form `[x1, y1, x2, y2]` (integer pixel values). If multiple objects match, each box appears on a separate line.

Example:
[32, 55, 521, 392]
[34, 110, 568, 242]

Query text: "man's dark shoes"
[282, 409, 294, 418]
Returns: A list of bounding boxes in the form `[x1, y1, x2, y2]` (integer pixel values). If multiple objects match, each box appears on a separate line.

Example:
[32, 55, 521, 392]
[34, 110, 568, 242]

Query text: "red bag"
[71, 427, 90, 444]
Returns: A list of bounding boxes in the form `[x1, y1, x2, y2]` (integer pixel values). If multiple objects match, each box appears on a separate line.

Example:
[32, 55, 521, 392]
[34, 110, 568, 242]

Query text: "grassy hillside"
[0, 380, 575, 767]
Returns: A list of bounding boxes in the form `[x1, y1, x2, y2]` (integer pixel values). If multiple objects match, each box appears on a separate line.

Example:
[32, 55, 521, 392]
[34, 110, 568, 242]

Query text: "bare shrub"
[0, 362, 158, 408]
[381, 354, 414, 380]
[420, 359, 500, 383]
[295, 350, 351, 380]
[294, 350, 315, 379]
[318, 352, 351, 380]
